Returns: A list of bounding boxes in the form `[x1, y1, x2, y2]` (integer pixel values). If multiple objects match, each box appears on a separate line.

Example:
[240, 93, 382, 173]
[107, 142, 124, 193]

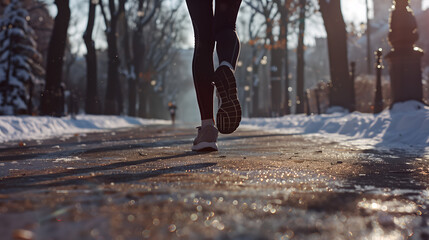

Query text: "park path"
[0, 125, 428, 240]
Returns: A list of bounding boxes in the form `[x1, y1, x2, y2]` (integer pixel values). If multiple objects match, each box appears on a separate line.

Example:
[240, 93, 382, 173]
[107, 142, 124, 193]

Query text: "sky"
[42, 0, 429, 54]
[342, 0, 369, 23]
[179, 0, 429, 49]
[342, 0, 429, 23]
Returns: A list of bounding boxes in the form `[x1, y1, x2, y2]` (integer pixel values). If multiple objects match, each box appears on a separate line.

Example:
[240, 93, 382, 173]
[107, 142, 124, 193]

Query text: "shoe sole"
[214, 66, 242, 134]
[192, 142, 218, 152]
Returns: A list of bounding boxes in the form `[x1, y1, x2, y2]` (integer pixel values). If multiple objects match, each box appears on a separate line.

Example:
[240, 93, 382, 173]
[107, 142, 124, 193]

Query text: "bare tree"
[273, 0, 295, 115]
[295, 0, 306, 114]
[119, 0, 161, 116]
[245, 8, 265, 117]
[99, 0, 126, 115]
[40, 0, 70, 116]
[244, 0, 280, 116]
[119, 1, 134, 116]
[319, 0, 354, 111]
[139, 2, 183, 118]
[83, 0, 100, 114]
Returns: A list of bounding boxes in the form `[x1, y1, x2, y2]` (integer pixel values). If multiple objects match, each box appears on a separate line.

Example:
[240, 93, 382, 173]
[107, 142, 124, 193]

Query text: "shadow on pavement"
[0, 133, 292, 162]
[348, 148, 427, 190]
[0, 152, 216, 193]
[304, 116, 428, 219]
[0, 133, 177, 162]
[219, 133, 293, 141]
[81, 133, 292, 155]
[346, 112, 428, 190]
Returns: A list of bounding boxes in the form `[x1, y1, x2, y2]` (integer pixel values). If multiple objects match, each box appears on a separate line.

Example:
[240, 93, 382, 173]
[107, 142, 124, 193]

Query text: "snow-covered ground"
[0, 101, 428, 153]
[0, 115, 170, 143]
[242, 101, 429, 152]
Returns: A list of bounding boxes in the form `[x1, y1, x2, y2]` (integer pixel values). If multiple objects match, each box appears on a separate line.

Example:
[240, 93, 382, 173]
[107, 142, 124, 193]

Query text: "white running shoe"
[192, 125, 218, 151]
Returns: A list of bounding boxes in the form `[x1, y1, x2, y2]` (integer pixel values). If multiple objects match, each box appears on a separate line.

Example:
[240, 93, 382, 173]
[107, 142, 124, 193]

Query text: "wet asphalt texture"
[0, 125, 428, 240]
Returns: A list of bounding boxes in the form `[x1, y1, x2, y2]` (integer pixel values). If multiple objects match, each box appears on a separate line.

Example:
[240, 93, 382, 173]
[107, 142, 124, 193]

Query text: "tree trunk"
[138, 82, 150, 118]
[280, 7, 290, 115]
[104, 0, 123, 115]
[266, 18, 277, 116]
[124, 27, 136, 117]
[319, 0, 354, 111]
[134, 31, 146, 117]
[83, 0, 100, 114]
[273, 0, 291, 115]
[129, 1, 144, 117]
[104, 24, 119, 115]
[270, 49, 282, 116]
[134, 5, 147, 118]
[296, 0, 306, 114]
[118, 1, 135, 116]
[133, 0, 161, 118]
[40, 0, 70, 116]
[283, 40, 290, 115]
[251, 52, 260, 117]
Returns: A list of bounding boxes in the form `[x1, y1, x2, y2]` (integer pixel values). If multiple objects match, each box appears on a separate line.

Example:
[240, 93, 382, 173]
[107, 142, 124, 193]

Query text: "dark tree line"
[3, 0, 420, 117]
[37, 0, 181, 117]
[244, 0, 316, 116]
[13, 0, 180, 117]
[123, 0, 162, 117]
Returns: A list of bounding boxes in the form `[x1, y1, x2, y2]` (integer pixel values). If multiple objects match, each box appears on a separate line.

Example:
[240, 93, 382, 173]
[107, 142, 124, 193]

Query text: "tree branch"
[98, 0, 109, 30]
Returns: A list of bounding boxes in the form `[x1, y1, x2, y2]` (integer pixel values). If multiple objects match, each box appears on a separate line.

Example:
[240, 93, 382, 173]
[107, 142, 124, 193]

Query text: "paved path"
[0, 125, 428, 240]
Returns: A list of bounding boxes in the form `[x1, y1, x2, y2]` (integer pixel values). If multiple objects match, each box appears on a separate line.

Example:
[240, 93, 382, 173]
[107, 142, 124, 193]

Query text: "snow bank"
[0, 115, 170, 143]
[1, 101, 427, 151]
[242, 101, 429, 150]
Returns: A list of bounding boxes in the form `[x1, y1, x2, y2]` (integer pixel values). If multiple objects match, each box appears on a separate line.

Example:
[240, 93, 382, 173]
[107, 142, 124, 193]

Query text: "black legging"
[186, 0, 242, 120]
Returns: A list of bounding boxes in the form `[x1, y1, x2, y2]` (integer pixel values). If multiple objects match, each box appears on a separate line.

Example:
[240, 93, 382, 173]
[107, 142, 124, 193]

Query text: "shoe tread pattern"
[213, 66, 242, 134]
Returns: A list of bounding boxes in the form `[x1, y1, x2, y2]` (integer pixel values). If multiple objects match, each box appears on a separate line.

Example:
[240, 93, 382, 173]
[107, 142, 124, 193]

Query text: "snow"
[0, 115, 170, 143]
[242, 101, 429, 151]
[0, 101, 427, 153]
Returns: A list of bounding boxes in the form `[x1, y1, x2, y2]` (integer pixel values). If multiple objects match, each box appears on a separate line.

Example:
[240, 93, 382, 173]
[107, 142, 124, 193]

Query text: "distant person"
[69, 91, 79, 119]
[186, 0, 242, 151]
[168, 101, 177, 125]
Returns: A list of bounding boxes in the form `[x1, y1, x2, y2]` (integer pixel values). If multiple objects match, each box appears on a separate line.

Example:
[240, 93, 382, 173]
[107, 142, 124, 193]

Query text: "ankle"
[219, 61, 234, 72]
[201, 119, 214, 127]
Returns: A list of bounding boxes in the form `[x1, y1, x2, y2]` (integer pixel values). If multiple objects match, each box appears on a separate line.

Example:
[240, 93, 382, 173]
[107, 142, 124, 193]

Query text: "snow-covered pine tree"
[0, 0, 44, 115]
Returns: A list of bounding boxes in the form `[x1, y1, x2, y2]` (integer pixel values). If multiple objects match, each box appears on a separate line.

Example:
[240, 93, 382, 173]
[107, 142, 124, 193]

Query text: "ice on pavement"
[0, 115, 169, 143]
[242, 100, 429, 151]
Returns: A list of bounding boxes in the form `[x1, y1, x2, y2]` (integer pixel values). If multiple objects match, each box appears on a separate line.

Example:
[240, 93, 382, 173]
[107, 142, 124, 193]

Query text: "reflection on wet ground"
[0, 125, 427, 239]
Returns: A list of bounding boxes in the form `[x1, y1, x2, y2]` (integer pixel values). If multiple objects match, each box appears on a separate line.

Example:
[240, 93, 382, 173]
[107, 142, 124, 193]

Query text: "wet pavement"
[0, 125, 428, 240]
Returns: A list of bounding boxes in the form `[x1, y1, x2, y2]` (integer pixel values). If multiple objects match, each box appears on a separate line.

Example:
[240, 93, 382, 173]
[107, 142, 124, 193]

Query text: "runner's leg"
[185, 0, 215, 121]
[214, 0, 242, 70]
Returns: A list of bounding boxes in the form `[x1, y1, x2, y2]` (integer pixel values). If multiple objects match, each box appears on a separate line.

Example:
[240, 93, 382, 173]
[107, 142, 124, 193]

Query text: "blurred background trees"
[0, 0, 428, 118]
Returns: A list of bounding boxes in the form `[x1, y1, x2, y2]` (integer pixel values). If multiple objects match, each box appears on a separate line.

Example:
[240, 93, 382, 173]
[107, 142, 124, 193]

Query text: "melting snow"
[0, 115, 169, 143]
[0, 101, 427, 153]
[242, 100, 429, 151]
